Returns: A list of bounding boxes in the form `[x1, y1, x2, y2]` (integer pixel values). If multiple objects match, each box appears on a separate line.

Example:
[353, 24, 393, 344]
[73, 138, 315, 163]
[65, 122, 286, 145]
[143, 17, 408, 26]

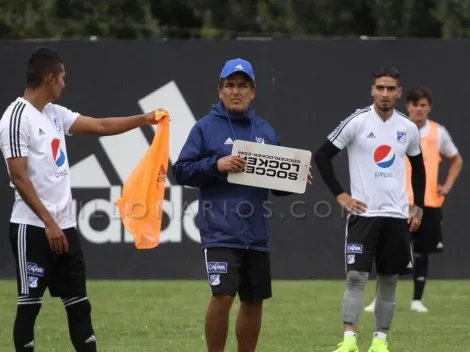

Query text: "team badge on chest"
[396, 131, 406, 143]
[53, 118, 61, 132]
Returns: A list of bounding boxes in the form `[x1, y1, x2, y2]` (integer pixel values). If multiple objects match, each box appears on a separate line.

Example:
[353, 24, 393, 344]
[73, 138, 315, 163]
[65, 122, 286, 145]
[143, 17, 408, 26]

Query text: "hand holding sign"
[227, 140, 312, 194]
[308, 165, 313, 185]
[217, 155, 246, 173]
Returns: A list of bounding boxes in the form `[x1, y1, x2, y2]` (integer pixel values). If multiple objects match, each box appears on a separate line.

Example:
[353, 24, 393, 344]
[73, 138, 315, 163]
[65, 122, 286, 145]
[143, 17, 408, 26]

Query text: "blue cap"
[219, 58, 255, 82]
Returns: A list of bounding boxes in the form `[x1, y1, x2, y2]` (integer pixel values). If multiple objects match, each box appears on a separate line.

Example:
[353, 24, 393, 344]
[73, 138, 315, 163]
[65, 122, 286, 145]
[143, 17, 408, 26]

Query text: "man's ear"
[45, 73, 55, 86]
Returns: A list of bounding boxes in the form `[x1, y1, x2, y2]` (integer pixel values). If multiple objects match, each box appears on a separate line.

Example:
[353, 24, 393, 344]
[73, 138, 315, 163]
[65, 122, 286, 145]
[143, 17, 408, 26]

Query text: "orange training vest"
[405, 120, 444, 208]
[115, 109, 170, 249]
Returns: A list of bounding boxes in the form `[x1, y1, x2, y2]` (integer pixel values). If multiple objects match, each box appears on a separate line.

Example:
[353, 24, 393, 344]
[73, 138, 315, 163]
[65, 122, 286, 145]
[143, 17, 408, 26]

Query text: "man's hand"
[45, 221, 69, 254]
[217, 156, 246, 173]
[336, 193, 367, 214]
[437, 184, 450, 196]
[144, 109, 169, 125]
[408, 204, 423, 231]
[307, 165, 313, 185]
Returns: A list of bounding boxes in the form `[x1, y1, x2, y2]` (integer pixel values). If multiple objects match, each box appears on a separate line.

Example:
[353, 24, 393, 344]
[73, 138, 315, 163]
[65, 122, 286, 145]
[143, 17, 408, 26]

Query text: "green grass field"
[0, 280, 468, 352]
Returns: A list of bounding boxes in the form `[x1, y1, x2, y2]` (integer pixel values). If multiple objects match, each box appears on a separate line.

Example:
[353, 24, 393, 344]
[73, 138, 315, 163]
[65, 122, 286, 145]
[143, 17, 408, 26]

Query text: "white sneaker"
[364, 299, 376, 312]
[411, 300, 429, 312]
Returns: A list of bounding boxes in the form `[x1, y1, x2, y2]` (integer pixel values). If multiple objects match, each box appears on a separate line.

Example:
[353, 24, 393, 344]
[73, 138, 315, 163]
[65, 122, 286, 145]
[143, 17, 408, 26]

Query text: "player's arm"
[68, 113, 156, 136]
[442, 154, 463, 194]
[172, 124, 227, 188]
[313, 117, 355, 198]
[6, 160, 69, 254]
[0, 119, 67, 253]
[0, 118, 54, 225]
[406, 125, 426, 209]
[0, 116, 60, 231]
[313, 140, 344, 196]
[439, 127, 463, 195]
[52, 104, 157, 136]
[7, 158, 56, 226]
[314, 116, 367, 213]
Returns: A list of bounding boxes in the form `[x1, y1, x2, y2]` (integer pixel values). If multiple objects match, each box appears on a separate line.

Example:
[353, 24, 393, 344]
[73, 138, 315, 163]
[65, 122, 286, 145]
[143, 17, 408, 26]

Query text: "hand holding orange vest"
[115, 109, 170, 249]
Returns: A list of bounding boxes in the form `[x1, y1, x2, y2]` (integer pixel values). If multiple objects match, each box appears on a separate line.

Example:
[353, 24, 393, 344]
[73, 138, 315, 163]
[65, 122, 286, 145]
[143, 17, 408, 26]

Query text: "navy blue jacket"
[172, 101, 291, 252]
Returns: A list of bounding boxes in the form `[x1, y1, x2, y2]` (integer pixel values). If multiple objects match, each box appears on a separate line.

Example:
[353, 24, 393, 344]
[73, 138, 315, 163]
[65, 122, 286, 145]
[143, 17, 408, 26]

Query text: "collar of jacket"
[210, 100, 254, 122]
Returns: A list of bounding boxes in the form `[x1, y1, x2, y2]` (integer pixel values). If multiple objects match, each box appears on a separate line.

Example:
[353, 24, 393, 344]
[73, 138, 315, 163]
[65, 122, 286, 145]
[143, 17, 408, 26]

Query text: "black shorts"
[345, 215, 414, 276]
[412, 207, 443, 254]
[9, 223, 87, 298]
[204, 247, 272, 302]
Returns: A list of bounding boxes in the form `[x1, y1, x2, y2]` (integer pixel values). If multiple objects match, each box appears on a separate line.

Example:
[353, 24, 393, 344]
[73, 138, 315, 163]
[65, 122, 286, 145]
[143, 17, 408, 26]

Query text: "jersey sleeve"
[327, 115, 359, 149]
[406, 124, 422, 157]
[439, 125, 459, 157]
[0, 114, 30, 158]
[53, 104, 81, 136]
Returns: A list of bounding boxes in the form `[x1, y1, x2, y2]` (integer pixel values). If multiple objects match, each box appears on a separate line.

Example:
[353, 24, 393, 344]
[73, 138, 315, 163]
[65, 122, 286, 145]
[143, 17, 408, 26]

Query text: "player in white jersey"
[364, 87, 463, 313]
[314, 66, 426, 352]
[0, 47, 161, 352]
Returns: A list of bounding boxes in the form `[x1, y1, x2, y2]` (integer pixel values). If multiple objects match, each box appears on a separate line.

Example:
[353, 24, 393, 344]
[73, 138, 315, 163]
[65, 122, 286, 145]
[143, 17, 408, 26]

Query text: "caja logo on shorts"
[346, 243, 363, 254]
[207, 262, 228, 274]
[27, 262, 45, 277]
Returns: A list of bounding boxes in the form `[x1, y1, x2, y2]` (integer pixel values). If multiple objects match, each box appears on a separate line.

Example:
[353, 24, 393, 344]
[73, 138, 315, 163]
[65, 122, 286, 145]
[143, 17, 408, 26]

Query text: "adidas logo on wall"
[70, 81, 200, 245]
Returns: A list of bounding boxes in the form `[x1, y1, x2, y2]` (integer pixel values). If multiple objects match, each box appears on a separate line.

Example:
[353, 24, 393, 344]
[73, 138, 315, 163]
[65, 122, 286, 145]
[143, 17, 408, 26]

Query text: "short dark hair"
[406, 87, 433, 105]
[372, 66, 400, 85]
[25, 47, 64, 88]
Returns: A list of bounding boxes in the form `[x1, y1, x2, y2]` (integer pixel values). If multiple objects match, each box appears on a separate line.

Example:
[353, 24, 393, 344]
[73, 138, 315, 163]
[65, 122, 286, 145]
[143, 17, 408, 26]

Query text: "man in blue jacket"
[173, 58, 312, 352]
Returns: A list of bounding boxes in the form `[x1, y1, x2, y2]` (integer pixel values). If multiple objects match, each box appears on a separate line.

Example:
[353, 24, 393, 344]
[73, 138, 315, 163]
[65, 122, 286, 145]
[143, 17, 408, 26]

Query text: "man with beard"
[314, 66, 426, 352]
[364, 86, 463, 313]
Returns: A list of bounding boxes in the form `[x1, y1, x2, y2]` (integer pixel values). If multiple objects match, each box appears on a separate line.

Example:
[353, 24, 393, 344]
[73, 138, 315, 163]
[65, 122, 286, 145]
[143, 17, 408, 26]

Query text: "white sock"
[345, 331, 357, 339]
[373, 332, 387, 340]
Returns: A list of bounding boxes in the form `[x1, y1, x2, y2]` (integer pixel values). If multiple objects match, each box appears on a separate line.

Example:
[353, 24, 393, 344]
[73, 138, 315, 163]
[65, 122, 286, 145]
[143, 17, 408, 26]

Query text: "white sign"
[227, 140, 312, 194]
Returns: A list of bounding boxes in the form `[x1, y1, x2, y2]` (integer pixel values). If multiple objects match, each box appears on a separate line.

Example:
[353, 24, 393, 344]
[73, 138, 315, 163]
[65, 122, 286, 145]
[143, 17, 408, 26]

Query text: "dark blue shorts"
[203, 247, 272, 302]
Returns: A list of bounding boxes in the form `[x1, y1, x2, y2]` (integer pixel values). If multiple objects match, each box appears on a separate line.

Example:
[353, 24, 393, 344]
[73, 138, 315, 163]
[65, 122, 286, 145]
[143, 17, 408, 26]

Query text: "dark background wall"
[0, 39, 467, 280]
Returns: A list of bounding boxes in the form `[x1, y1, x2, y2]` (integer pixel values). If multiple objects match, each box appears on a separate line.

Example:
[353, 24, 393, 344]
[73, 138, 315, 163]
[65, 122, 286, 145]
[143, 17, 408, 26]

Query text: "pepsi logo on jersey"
[373, 144, 394, 178]
[51, 138, 68, 178]
[51, 138, 66, 167]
